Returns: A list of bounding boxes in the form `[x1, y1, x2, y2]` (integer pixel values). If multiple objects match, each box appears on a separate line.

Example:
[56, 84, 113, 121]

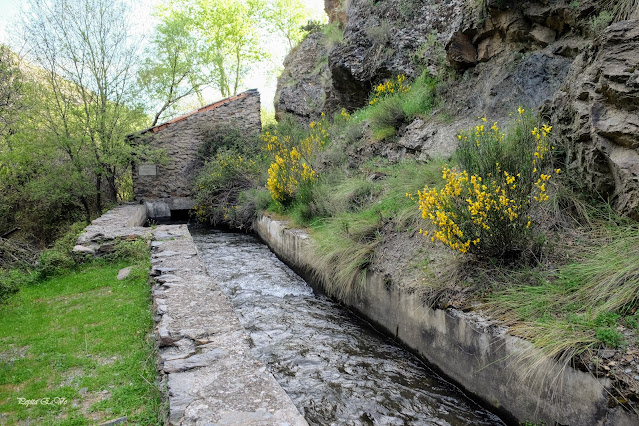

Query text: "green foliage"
[0, 270, 22, 304]
[414, 108, 557, 257]
[21, 0, 149, 211]
[625, 313, 639, 329]
[162, 0, 268, 98]
[111, 239, 150, 263]
[261, 108, 277, 128]
[194, 150, 265, 229]
[139, 7, 203, 126]
[589, 10, 614, 34]
[595, 327, 625, 348]
[367, 72, 437, 140]
[264, 114, 328, 206]
[1, 2, 156, 244]
[38, 222, 87, 278]
[0, 44, 24, 138]
[263, 0, 315, 50]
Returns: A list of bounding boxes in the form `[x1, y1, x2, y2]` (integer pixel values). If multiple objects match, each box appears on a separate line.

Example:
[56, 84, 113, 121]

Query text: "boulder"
[529, 24, 556, 46]
[117, 266, 132, 280]
[72, 245, 95, 256]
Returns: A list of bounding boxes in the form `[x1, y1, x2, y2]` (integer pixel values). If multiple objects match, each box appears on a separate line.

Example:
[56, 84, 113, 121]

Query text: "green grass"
[484, 223, 639, 363]
[0, 258, 163, 425]
[298, 159, 444, 297]
[365, 72, 438, 140]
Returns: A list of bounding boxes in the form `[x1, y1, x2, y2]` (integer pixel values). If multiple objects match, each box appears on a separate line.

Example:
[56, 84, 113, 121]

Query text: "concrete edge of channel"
[253, 213, 638, 426]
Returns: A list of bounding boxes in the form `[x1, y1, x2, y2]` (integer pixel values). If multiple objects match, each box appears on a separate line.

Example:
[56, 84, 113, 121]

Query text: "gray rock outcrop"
[275, 0, 639, 217]
[274, 31, 332, 124]
[546, 20, 639, 219]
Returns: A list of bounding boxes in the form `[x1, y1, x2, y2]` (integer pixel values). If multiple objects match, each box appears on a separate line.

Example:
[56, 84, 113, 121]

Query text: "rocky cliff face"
[275, 0, 639, 218]
[274, 31, 331, 123]
[546, 20, 639, 219]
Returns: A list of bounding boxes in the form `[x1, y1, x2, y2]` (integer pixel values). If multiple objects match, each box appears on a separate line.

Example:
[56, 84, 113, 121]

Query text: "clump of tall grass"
[303, 159, 445, 298]
[367, 72, 437, 140]
[485, 222, 639, 365]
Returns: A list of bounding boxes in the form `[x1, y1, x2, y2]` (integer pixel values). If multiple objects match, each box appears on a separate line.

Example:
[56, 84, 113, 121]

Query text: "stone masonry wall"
[132, 89, 261, 218]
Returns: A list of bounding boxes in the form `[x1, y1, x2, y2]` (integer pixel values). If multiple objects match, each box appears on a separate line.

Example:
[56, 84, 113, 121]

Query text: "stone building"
[132, 89, 261, 220]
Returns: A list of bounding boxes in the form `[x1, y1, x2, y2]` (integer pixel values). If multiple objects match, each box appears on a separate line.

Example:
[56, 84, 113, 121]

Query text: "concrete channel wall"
[74, 205, 307, 425]
[254, 214, 638, 426]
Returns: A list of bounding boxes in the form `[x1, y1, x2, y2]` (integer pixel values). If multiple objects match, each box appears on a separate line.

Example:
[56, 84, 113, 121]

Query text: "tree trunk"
[80, 196, 91, 224]
[96, 174, 102, 214]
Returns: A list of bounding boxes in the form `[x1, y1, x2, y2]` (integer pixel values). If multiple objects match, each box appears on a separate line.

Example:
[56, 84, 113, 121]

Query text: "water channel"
[190, 226, 506, 426]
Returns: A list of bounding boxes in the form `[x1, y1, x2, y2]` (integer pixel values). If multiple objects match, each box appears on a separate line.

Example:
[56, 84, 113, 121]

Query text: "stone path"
[75, 205, 307, 425]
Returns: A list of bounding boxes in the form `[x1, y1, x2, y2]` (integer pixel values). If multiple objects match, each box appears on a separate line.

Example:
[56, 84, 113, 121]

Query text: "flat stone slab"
[75, 204, 150, 254]
[75, 206, 307, 425]
[150, 225, 307, 425]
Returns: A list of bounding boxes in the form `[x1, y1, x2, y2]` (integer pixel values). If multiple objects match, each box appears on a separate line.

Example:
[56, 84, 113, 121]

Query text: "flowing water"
[191, 227, 506, 426]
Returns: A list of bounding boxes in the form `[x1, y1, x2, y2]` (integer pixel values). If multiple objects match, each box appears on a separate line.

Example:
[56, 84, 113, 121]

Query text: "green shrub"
[595, 327, 624, 348]
[38, 222, 86, 278]
[589, 10, 614, 34]
[194, 150, 264, 229]
[0, 270, 20, 303]
[264, 114, 328, 206]
[414, 108, 558, 257]
[594, 311, 620, 327]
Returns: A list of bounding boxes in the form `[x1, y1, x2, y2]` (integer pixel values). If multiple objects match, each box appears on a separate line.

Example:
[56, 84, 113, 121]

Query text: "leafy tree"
[0, 45, 25, 139]
[263, 0, 312, 50]
[190, 0, 268, 97]
[139, 7, 203, 126]
[20, 0, 147, 212]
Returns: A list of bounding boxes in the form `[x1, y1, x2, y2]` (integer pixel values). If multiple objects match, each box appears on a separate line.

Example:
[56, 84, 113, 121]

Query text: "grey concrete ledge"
[254, 214, 638, 426]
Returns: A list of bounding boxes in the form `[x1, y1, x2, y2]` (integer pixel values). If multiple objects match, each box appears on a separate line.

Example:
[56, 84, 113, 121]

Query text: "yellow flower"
[518, 106, 525, 115]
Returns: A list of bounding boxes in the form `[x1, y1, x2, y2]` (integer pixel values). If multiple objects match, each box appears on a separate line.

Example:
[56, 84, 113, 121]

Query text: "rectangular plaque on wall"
[139, 164, 157, 176]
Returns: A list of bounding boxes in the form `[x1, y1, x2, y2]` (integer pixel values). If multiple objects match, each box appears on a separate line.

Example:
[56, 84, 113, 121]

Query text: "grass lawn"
[0, 260, 163, 425]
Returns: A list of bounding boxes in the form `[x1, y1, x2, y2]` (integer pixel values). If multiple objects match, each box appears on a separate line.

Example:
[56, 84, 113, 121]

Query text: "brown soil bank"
[255, 214, 638, 425]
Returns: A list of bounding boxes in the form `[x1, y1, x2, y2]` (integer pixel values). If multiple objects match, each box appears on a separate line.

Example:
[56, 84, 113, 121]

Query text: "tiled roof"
[139, 89, 256, 135]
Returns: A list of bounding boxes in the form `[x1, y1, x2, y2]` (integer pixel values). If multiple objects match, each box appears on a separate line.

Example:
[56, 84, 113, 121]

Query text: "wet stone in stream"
[191, 227, 505, 426]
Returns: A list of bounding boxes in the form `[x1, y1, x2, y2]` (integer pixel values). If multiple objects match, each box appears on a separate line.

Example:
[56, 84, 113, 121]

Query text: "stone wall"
[132, 89, 261, 219]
